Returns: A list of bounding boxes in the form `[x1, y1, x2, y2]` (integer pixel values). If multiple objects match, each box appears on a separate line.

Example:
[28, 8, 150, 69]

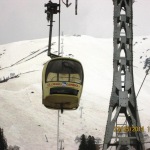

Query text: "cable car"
[42, 57, 84, 112]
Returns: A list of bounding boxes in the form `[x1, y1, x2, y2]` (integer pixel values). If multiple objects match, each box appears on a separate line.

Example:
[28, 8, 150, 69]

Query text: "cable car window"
[50, 87, 79, 96]
[46, 59, 83, 84]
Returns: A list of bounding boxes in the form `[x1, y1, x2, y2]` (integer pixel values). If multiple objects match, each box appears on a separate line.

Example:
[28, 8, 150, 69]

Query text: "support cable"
[57, 110, 60, 150]
[136, 68, 150, 98]
[58, 0, 61, 56]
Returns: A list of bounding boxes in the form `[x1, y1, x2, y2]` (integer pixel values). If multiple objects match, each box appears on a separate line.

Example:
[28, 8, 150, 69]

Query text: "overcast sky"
[0, 0, 150, 44]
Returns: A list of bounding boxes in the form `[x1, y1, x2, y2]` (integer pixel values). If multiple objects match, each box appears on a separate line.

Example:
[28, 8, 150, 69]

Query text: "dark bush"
[0, 128, 8, 150]
[8, 145, 20, 150]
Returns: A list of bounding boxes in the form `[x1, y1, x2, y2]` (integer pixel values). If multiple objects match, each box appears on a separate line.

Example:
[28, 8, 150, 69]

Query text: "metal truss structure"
[103, 0, 145, 149]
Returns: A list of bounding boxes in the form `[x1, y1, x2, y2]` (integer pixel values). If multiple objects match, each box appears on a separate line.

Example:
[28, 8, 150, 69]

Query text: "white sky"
[0, 0, 150, 44]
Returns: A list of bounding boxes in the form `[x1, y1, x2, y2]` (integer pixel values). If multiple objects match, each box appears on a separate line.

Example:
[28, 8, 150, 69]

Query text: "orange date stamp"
[114, 126, 145, 132]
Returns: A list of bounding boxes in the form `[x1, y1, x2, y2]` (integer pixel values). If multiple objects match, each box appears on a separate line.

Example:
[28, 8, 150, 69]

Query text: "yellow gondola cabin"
[42, 57, 84, 111]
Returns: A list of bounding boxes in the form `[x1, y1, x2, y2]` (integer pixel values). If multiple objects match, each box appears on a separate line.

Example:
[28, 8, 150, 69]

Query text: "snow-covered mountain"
[0, 35, 150, 150]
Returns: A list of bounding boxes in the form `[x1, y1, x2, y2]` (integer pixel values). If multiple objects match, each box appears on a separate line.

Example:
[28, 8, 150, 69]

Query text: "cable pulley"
[45, 1, 60, 22]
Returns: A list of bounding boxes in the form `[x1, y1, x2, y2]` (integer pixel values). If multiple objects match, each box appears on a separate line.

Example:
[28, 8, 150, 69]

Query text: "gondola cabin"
[42, 57, 84, 111]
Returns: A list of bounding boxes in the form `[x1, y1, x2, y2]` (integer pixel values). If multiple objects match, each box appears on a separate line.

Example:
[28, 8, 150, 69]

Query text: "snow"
[0, 35, 150, 149]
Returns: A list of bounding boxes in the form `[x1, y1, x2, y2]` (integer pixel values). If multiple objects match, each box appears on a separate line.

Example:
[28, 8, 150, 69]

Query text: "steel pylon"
[103, 0, 145, 149]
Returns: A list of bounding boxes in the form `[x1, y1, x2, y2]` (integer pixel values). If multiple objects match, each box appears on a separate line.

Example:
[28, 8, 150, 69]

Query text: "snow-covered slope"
[0, 35, 150, 150]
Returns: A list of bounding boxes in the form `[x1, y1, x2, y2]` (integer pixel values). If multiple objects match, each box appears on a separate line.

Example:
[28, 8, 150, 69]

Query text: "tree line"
[79, 134, 99, 150]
